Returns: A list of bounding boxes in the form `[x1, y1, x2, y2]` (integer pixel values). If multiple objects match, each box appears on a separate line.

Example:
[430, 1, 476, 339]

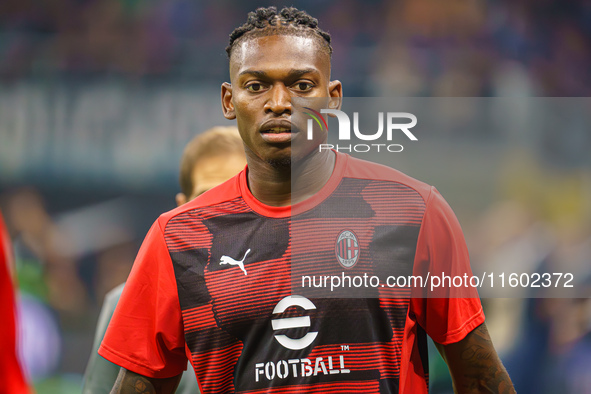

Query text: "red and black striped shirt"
[100, 152, 484, 393]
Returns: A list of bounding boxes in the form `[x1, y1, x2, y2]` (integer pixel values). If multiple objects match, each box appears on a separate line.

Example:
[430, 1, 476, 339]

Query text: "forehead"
[230, 35, 330, 79]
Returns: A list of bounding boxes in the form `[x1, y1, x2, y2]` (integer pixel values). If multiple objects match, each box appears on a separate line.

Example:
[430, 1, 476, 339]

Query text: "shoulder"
[342, 154, 433, 202]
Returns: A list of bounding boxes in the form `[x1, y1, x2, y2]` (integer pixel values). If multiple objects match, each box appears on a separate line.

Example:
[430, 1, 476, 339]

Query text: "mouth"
[261, 127, 291, 134]
[260, 120, 295, 143]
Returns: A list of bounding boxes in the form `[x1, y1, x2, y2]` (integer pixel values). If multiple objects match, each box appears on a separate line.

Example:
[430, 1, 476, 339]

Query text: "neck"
[246, 149, 336, 207]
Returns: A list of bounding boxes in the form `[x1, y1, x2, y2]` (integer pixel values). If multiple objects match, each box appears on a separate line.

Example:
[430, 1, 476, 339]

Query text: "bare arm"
[110, 368, 182, 394]
[435, 322, 515, 394]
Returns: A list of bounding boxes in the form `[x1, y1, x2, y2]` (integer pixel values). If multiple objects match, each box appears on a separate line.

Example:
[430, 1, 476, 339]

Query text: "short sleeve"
[410, 187, 485, 345]
[98, 219, 187, 378]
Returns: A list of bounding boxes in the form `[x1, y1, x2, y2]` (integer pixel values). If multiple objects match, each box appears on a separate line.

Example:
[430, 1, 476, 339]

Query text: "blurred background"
[0, 0, 590, 392]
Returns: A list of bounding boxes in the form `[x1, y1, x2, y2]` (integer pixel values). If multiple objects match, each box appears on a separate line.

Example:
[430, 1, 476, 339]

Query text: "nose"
[264, 83, 292, 115]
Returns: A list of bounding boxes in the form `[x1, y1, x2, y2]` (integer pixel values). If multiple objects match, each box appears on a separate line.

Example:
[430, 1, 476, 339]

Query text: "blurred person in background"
[0, 210, 31, 394]
[3, 188, 89, 314]
[82, 126, 246, 394]
[467, 157, 591, 394]
[537, 217, 591, 393]
[1, 188, 82, 390]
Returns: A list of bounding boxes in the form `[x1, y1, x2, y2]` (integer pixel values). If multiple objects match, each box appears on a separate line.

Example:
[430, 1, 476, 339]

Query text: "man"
[0, 211, 31, 394]
[100, 7, 514, 393]
[83, 127, 245, 393]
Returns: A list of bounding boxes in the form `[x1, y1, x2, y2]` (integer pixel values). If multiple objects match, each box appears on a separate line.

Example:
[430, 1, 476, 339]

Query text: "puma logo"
[219, 249, 251, 276]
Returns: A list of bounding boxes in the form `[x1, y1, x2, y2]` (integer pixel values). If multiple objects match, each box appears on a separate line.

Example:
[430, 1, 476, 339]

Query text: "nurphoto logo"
[304, 107, 418, 153]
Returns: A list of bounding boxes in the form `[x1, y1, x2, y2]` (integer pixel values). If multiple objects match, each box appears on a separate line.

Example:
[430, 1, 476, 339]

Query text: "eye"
[295, 82, 313, 91]
[246, 83, 264, 92]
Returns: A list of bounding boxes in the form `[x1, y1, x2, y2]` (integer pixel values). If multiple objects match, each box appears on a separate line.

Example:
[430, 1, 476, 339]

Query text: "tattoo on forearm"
[454, 324, 515, 393]
[460, 344, 492, 362]
[131, 378, 155, 394]
[110, 368, 181, 394]
[111, 370, 156, 394]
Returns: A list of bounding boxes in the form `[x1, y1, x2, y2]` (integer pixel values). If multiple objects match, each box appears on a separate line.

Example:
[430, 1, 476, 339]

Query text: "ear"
[175, 193, 187, 207]
[221, 82, 236, 120]
[328, 80, 343, 111]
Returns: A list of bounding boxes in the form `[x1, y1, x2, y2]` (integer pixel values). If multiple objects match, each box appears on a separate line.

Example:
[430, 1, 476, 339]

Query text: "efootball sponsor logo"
[255, 355, 350, 382]
[271, 295, 317, 350]
[255, 295, 350, 383]
[304, 107, 417, 153]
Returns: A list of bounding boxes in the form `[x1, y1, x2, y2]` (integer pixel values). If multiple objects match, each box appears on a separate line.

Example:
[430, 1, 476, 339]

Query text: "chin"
[266, 156, 292, 169]
[262, 144, 319, 169]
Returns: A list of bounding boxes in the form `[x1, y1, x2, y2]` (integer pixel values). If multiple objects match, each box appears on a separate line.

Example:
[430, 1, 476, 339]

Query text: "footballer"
[100, 7, 515, 394]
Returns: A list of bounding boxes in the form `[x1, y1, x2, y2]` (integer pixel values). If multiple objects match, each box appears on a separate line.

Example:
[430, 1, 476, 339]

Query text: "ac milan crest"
[335, 230, 360, 269]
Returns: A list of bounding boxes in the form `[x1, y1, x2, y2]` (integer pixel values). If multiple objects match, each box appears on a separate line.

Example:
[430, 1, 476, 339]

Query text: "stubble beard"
[266, 156, 292, 169]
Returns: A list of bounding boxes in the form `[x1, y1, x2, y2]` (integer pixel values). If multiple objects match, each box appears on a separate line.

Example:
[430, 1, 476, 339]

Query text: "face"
[222, 34, 342, 166]
[176, 154, 246, 206]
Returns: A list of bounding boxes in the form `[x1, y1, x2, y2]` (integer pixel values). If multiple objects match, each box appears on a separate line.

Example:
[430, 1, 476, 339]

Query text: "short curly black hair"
[226, 6, 332, 59]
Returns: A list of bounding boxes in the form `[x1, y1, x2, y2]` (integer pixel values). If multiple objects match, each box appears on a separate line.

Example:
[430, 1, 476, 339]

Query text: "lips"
[260, 119, 293, 133]
[260, 119, 294, 143]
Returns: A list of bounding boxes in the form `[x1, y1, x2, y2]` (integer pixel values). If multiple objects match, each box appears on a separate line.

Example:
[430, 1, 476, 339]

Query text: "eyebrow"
[238, 68, 318, 79]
